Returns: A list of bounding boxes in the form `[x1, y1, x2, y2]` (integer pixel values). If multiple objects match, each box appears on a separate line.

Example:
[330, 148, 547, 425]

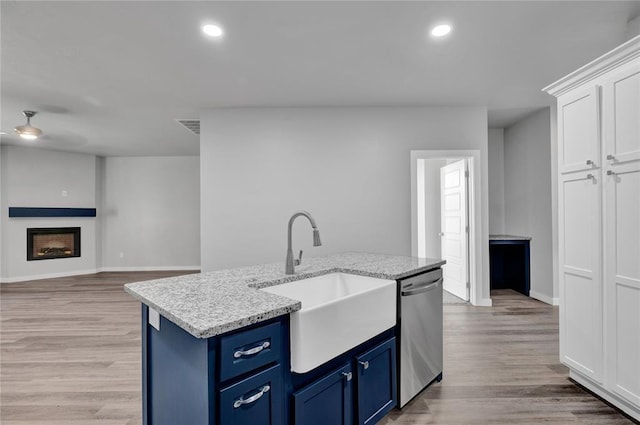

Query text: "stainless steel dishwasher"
[398, 267, 443, 407]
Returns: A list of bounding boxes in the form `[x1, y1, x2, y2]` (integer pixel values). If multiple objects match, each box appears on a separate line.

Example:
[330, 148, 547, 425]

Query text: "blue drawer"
[220, 321, 282, 382]
[219, 364, 283, 425]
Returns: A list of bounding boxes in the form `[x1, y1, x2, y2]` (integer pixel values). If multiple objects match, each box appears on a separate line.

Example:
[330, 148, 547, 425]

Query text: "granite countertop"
[125, 252, 444, 339]
[489, 234, 532, 241]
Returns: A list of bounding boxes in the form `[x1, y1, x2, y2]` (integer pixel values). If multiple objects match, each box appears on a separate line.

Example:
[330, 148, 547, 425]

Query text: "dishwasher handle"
[401, 278, 442, 296]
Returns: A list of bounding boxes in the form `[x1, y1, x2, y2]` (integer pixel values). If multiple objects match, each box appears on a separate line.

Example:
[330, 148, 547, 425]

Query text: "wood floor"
[1, 273, 636, 425]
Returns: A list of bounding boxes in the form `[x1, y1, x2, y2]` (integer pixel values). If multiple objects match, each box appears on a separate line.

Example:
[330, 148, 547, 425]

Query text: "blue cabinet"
[144, 310, 214, 425]
[293, 337, 397, 425]
[356, 338, 397, 425]
[142, 306, 286, 425]
[293, 363, 354, 425]
[143, 305, 397, 425]
[220, 364, 284, 425]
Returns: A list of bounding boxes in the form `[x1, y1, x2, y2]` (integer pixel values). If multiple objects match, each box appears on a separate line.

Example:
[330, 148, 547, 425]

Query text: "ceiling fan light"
[15, 125, 43, 139]
[14, 110, 43, 140]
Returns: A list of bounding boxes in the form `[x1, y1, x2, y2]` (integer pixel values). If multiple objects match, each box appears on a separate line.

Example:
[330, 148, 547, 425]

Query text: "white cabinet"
[545, 35, 640, 421]
[558, 86, 601, 173]
[603, 59, 640, 408]
[559, 171, 602, 382]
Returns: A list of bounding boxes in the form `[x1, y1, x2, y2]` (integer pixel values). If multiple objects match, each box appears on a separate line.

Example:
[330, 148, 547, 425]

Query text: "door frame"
[410, 149, 490, 307]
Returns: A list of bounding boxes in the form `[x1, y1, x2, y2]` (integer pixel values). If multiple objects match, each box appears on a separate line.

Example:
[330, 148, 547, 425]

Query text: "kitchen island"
[125, 252, 444, 425]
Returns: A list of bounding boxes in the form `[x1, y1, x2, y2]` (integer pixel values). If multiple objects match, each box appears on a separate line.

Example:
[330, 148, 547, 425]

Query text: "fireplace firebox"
[27, 227, 81, 261]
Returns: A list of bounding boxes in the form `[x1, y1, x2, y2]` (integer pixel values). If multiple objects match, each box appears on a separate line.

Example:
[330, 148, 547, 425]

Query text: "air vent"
[176, 119, 200, 135]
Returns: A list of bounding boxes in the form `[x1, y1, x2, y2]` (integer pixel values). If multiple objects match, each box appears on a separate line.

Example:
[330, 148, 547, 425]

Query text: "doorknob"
[438, 232, 445, 237]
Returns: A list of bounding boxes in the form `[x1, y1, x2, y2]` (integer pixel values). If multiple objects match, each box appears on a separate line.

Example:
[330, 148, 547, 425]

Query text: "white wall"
[627, 15, 640, 40]
[0, 145, 98, 281]
[0, 147, 201, 282]
[101, 156, 200, 270]
[550, 102, 559, 301]
[423, 159, 447, 259]
[201, 107, 490, 302]
[504, 108, 555, 303]
[0, 145, 4, 279]
[488, 128, 506, 234]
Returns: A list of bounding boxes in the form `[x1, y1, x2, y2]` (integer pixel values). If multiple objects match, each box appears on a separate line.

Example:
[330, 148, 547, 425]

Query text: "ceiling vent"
[176, 119, 200, 135]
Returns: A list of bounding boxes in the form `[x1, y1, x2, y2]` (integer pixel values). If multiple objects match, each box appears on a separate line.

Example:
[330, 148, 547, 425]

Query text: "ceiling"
[1, 1, 639, 157]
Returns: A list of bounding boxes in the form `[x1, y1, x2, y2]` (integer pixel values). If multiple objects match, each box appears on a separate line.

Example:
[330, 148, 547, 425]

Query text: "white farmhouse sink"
[260, 273, 396, 373]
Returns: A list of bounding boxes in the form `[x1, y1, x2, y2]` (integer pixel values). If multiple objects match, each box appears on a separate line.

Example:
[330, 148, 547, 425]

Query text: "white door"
[440, 160, 469, 301]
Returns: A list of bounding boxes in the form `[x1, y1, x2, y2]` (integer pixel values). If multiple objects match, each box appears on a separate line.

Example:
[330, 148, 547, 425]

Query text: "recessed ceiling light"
[431, 24, 452, 37]
[202, 24, 223, 38]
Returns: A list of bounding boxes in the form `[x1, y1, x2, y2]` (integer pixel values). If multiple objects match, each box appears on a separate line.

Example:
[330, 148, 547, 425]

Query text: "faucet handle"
[294, 250, 303, 266]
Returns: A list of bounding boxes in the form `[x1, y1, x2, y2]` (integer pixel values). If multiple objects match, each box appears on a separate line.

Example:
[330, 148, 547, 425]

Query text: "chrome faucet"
[285, 211, 322, 274]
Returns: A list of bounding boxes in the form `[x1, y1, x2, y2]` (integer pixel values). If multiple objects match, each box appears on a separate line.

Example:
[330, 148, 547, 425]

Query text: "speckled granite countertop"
[125, 252, 444, 339]
[489, 235, 532, 241]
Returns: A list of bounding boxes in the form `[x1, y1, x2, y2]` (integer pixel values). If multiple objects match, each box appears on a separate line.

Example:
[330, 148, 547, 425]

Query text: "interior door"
[440, 160, 469, 301]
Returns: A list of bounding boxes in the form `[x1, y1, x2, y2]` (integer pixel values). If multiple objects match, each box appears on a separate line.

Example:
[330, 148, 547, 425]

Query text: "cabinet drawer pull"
[359, 360, 369, 370]
[586, 173, 594, 180]
[586, 159, 594, 166]
[606, 154, 615, 161]
[233, 385, 270, 408]
[607, 170, 616, 176]
[234, 341, 270, 358]
[341, 371, 352, 381]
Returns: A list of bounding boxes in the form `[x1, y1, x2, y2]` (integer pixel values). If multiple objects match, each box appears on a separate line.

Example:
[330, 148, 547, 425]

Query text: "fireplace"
[27, 227, 81, 261]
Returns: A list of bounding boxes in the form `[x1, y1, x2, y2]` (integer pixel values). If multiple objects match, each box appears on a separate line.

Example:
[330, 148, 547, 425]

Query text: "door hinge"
[465, 225, 469, 233]
[465, 170, 469, 178]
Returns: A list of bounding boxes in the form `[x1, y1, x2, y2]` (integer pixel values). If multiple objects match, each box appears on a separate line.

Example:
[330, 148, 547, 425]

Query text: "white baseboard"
[99, 266, 201, 272]
[530, 290, 560, 306]
[570, 370, 640, 422]
[1, 266, 201, 283]
[473, 298, 493, 307]
[0, 269, 99, 283]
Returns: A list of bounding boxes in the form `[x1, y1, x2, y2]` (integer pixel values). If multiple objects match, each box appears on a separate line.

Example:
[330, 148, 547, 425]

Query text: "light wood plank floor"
[1, 273, 637, 424]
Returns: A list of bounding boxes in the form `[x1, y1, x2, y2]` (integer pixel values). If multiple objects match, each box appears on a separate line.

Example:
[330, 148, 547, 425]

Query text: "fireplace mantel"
[8, 207, 96, 218]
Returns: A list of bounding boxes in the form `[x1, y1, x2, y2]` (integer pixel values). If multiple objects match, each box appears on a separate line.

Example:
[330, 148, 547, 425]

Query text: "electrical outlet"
[61, 190, 68, 197]
[119, 252, 124, 258]
[148, 308, 160, 331]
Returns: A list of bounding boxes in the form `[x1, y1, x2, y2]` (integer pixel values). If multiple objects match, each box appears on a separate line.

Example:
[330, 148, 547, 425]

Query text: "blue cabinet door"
[293, 363, 353, 425]
[355, 338, 397, 425]
[219, 364, 284, 425]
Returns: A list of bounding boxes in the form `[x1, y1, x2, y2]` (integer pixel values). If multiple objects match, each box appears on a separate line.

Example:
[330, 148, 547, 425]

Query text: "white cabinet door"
[558, 86, 601, 174]
[602, 61, 640, 165]
[603, 58, 640, 408]
[559, 171, 603, 382]
[604, 162, 640, 407]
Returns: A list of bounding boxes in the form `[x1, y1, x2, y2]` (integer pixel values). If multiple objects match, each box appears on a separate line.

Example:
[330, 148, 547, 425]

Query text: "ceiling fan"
[14, 110, 43, 140]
